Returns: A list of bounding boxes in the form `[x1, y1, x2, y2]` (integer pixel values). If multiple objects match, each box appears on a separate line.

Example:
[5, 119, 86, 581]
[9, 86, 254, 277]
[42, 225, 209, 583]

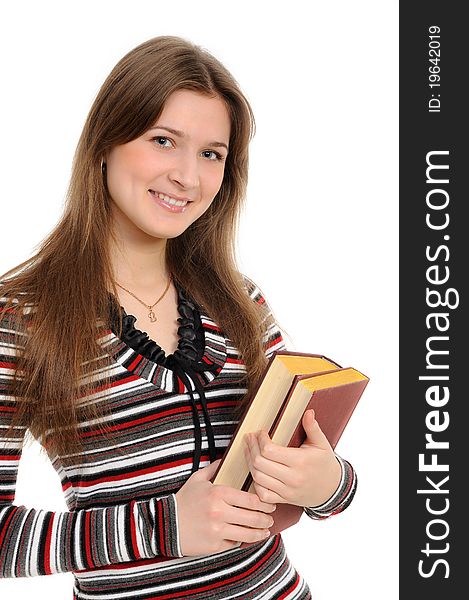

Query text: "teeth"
[152, 191, 188, 207]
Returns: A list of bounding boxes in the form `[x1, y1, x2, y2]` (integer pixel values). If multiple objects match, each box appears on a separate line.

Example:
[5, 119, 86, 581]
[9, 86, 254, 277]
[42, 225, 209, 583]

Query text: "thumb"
[301, 409, 331, 450]
[195, 458, 223, 481]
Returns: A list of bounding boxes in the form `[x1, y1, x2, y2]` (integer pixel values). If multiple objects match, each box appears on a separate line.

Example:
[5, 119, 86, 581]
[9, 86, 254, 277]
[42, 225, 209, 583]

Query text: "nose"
[168, 151, 200, 191]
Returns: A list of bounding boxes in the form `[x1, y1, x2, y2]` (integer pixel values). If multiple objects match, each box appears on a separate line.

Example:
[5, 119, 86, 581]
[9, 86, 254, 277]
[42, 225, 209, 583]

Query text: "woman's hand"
[243, 409, 342, 508]
[175, 459, 277, 557]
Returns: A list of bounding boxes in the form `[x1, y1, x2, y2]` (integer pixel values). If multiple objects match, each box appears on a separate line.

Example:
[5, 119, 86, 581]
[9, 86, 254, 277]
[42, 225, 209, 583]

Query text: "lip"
[148, 190, 191, 213]
[150, 189, 193, 203]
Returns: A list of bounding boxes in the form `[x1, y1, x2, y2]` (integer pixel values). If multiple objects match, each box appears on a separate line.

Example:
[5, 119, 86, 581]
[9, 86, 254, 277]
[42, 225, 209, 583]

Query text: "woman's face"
[105, 89, 231, 242]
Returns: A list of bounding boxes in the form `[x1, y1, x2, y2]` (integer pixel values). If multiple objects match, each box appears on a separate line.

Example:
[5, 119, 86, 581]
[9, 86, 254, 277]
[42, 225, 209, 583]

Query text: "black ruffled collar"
[108, 281, 205, 367]
[105, 281, 227, 474]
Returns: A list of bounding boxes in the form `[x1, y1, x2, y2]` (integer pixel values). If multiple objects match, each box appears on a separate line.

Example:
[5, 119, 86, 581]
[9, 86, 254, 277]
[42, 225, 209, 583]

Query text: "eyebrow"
[148, 125, 229, 151]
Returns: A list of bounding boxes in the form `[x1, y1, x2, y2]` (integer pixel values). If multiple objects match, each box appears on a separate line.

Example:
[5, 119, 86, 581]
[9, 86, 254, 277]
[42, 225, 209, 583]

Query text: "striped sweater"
[0, 278, 357, 599]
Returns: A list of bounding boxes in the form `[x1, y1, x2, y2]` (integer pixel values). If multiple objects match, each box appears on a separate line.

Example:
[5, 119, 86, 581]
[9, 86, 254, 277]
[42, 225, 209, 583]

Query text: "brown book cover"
[210, 351, 339, 487]
[241, 371, 368, 542]
[280, 373, 369, 449]
[209, 350, 368, 546]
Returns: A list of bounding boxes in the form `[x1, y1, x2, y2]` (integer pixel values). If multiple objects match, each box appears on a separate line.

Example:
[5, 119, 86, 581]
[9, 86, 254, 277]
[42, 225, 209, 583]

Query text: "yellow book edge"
[212, 354, 340, 489]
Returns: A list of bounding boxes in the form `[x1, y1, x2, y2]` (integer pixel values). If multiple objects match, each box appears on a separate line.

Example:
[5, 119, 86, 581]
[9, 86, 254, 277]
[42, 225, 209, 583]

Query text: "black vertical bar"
[400, 2, 465, 597]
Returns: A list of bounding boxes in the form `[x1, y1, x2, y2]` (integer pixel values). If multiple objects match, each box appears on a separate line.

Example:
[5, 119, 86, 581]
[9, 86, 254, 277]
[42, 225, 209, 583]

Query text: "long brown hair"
[0, 36, 280, 461]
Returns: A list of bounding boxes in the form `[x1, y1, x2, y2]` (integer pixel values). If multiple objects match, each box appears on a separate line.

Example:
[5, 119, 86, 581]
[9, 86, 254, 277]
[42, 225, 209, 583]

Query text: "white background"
[0, 1, 398, 598]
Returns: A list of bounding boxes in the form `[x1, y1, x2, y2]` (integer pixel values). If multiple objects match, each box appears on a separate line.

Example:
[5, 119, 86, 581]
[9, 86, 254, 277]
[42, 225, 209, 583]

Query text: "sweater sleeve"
[243, 275, 358, 520]
[0, 302, 183, 579]
[303, 455, 357, 519]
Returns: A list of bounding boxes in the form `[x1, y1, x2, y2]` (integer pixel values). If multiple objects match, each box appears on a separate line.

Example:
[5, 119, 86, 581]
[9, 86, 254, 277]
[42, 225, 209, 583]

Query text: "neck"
[109, 235, 170, 293]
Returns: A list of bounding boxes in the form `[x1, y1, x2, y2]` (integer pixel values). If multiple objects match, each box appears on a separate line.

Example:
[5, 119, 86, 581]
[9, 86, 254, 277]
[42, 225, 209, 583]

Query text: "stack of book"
[211, 351, 369, 540]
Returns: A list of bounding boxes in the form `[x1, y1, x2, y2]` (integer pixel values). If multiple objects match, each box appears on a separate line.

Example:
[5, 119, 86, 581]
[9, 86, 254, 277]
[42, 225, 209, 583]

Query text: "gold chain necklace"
[115, 275, 172, 322]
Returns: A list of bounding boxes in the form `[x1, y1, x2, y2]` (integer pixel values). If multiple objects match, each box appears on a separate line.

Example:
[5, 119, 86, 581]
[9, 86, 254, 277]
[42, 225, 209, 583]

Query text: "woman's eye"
[153, 136, 172, 148]
[202, 150, 224, 161]
[152, 137, 224, 161]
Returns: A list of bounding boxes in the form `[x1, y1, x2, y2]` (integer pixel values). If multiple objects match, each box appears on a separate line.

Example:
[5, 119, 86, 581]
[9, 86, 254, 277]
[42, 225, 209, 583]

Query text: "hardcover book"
[210, 350, 369, 542]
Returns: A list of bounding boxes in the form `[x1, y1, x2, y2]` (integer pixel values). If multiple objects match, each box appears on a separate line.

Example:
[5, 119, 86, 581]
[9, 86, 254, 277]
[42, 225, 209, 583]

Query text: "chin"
[142, 225, 189, 240]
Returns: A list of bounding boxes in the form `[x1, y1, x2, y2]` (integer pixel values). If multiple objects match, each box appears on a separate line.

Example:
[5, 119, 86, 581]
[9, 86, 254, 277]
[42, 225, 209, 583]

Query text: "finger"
[226, 504, 275, 530]
[249, 430, 297, 468]
[198, 458, 223, 480]
[301, 410, 333, 451]
[247, 433, 291, 480]
[250, 466, 292, 503]
[246, 434, 294, 500]
[223, 523, 272, 545]
[223, 486, 277, 513]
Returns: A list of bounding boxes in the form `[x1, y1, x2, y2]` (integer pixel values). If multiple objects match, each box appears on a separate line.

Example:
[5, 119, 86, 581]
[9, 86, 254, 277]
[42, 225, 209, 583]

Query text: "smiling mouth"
[149, 190, 191, 207]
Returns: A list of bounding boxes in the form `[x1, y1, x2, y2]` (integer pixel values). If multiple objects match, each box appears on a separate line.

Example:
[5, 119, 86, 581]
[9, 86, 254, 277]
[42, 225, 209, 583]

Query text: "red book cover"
[237, 361, 368, 544]
[209, 350, 369, 545]
[210, 351, 339, 486]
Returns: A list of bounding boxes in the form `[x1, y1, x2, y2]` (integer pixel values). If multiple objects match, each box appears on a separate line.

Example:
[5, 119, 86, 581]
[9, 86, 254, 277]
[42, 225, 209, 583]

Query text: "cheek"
[107, 144, 154, 188]
[203, 166, 226, 198]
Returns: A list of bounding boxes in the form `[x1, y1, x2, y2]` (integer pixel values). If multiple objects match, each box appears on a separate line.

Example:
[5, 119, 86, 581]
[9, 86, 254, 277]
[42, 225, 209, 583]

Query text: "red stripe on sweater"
[43, 513, 54, 575]
[78, 373, 144, 398]
[163, 537, 283, 599]
[0, 493, 15, 501]
[75, 455, 198, 488]
[73, 556, 169, 572]
[129, 500, 141, 560]
[155, 498, 166, 555]
[202, 322, 222, 333]
[264, 336, 282, 351]
[0, 507, 17, 547]
[0, 361, 16, 370]
[79, 404, 197, 438]
[61, 480, 72, 492]
[226, 357, 244, 365]
[279, 572, 301, 598]
[84, 511, 94, 569]
[176, 377, 185, 393]
[127, 353, 147, 372]
[126, 536, 282, 599]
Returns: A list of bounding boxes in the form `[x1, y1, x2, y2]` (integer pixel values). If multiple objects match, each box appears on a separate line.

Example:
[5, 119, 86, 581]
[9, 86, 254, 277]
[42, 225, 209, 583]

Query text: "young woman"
[0, 36, 356, 599]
